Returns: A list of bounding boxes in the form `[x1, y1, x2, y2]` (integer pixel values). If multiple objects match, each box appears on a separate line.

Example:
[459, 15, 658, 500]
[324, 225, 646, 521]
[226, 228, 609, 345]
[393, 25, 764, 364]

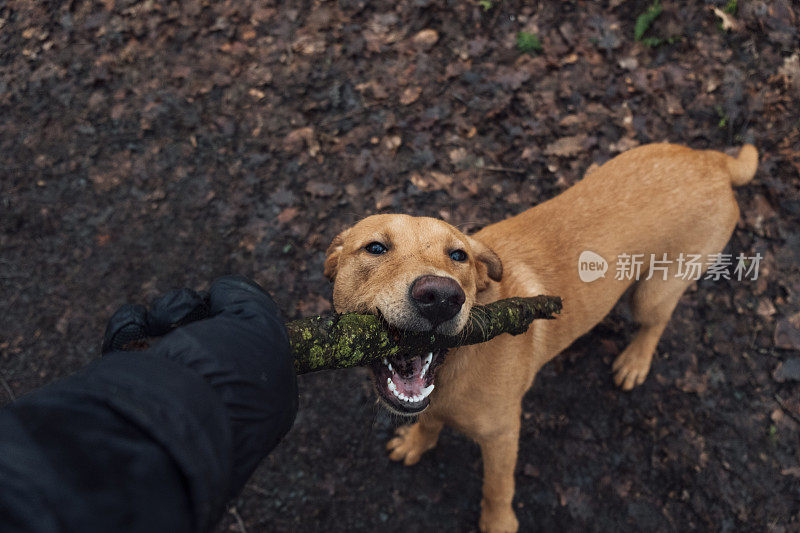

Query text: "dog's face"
[324, 214, 502, 415]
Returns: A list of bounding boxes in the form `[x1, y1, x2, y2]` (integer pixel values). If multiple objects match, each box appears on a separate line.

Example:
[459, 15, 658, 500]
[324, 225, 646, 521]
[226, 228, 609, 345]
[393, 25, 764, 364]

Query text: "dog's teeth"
[388, 362, 394, 372]
[383, 357, 388, 366]
[420, 383, 435, 398]
[425, 352, 433, 365]
[387, 378, 396, 392]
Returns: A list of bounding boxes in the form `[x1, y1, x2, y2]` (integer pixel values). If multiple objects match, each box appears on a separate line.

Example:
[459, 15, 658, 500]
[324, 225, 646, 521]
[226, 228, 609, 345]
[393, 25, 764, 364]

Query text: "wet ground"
[1, 0, 799, 531]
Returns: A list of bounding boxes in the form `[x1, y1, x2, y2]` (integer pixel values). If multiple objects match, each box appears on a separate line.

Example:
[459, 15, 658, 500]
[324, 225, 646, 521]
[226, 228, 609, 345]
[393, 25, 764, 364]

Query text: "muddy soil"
[1, 0, 799, 531]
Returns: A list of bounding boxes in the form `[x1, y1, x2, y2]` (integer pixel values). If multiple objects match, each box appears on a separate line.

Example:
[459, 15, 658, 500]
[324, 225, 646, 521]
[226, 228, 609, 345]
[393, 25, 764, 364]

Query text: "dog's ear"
[323, 229, 349, 282]
[467, 236, 502, 290]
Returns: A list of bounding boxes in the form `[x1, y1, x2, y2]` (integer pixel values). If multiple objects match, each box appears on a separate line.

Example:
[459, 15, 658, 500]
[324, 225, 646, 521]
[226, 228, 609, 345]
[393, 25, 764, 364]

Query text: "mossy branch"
[288, 296, 562, 374]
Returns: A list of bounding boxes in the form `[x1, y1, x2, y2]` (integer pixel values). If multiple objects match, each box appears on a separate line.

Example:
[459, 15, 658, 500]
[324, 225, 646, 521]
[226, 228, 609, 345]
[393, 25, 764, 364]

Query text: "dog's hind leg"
[386, 413, 443, 466]
[612, 274, 695, 390]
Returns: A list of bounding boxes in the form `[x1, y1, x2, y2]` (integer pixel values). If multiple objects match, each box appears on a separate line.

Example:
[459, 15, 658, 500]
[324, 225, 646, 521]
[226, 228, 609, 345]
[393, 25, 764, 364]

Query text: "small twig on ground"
[229, 506, 247, 533]
[0, 373, 15, 402]
[245, 484, 272, 498]
[774, 394, 800, 427]
[481, 165, 526, 174]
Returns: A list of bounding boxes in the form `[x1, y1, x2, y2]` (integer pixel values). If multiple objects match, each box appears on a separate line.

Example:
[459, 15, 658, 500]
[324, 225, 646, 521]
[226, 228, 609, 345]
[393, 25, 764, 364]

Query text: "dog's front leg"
[477, 422, 520, 533]
[386, 412, 443, 465]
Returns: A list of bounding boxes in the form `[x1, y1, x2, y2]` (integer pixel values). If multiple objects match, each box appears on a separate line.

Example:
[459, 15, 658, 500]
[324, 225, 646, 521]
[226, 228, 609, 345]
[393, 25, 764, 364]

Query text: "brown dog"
[323, 143, 757, 532]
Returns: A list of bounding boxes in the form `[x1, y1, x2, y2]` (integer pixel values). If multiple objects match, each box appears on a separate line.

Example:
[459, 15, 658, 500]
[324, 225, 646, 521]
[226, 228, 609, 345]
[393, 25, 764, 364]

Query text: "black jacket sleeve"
[0, 276, 298, 532]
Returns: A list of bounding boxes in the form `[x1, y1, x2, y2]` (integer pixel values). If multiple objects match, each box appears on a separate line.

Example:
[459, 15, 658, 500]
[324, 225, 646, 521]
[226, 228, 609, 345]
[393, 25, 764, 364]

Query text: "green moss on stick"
[288, 295, 562, 374]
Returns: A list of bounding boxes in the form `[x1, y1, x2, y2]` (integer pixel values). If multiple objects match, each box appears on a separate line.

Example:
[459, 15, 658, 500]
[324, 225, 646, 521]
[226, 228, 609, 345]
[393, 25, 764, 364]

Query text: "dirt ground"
[2, 0, 799, 531]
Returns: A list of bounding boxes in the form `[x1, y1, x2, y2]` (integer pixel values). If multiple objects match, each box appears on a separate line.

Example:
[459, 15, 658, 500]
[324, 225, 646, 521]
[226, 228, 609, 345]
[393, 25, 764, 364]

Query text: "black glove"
[0, 275, 298, 533]
[101, 287, 211, 353]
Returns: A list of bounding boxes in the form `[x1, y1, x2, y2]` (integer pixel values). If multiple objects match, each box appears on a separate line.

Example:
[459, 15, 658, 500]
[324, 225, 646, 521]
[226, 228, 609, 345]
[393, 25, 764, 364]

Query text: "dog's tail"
[726, 144, 758, 187]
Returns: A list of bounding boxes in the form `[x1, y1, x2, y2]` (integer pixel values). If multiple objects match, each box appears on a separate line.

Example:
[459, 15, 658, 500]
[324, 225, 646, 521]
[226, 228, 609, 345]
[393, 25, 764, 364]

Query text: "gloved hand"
[0, 275, 297, 533]
[101, 286, 211, 353]
[102, 274, 299, 500]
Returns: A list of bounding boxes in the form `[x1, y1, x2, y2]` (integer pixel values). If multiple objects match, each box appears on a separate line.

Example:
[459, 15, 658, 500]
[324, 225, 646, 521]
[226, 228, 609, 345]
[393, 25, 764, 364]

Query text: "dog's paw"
[612, 345, 653, 391]
[386, 424, 437, 466]
[479, 500, 518, 533]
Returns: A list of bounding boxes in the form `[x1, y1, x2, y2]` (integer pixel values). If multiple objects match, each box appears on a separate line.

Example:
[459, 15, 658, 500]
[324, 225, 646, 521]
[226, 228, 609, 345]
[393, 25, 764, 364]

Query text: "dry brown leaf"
[773, 358, 800, 383]
[544, 135, 587, 157]
[306, 181, 336, 197]
[711, 7, 739, 32]
[521, 146, 539, 161]
[292, 34, 326, 55]
[756, 298, 776, 318]
[375, 188, 396, 209]
[382, 135, 402, 151]
[665, 93, 684, 115]
[282, 126, 320, 156]
[778, 53, 800, 91]
[400, 86, 422, 105]
[429, 171, 453, 189]
[412, 29, 439, 50]
[774, 312, 800, 351]
[609, 137, 640, 153]
[448, 147, 469, 165]
[277, 207, 299, 224]
[781, 467, 800, 478]
[409, 172, 428, 190]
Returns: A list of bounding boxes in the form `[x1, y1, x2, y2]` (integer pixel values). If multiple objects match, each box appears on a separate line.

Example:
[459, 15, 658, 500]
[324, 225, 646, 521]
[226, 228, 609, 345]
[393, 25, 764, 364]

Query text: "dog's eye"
[365, 242, 388, 255]
[449, 249, 468, 262]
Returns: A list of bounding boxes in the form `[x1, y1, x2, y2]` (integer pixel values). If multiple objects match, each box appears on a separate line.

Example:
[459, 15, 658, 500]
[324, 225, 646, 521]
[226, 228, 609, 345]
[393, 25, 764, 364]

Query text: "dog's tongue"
[383, 352, 435, 403]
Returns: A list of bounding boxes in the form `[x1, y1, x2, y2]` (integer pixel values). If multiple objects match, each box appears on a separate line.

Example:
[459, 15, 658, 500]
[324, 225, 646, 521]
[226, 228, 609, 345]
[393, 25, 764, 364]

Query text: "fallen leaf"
[665, 93, 684, 115]
[375, 188, 396, 209]
[545, 135, 588, 157]
[711, 7, 739, 32]
[56, 314, 69, 335]
[305, 181, 336, 197]
[409, 172, 428, 190]
[523, 464, 539, 477]
[277, 207, 299, 224]
[448, 147, 469, 166]
[778, 53, 800, 91]
[774, 312, 800, 350]
[383, 135, 402, 150]
[773, 358, 800, 383]
[745, 194, 777, 233]
[521, 146, 539, 161]
[676, 367, 708, 395]
[282, 127, 320, 156]
[781, 467, 800, 478]
[756, 298, 776, 317]
[608, 137, 640, 153]
[412, 29, 438, 50]
[429, 171, 453, 189]
[292, 33, 326, 55]
[400, 86, 421, 105]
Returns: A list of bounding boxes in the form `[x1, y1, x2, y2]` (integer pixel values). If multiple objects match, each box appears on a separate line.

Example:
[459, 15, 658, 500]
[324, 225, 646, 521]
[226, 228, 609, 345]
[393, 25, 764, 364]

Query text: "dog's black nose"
[410, 275, 465, 328]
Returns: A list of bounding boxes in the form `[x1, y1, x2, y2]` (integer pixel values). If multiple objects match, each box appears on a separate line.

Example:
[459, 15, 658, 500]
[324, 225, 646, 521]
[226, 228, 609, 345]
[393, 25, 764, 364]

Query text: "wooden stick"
[288, 296, 561, 374]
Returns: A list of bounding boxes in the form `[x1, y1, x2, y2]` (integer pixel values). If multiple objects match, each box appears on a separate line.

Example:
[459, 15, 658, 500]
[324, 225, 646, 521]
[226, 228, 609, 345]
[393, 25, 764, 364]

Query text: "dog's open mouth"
[370, 349, 446, 415]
